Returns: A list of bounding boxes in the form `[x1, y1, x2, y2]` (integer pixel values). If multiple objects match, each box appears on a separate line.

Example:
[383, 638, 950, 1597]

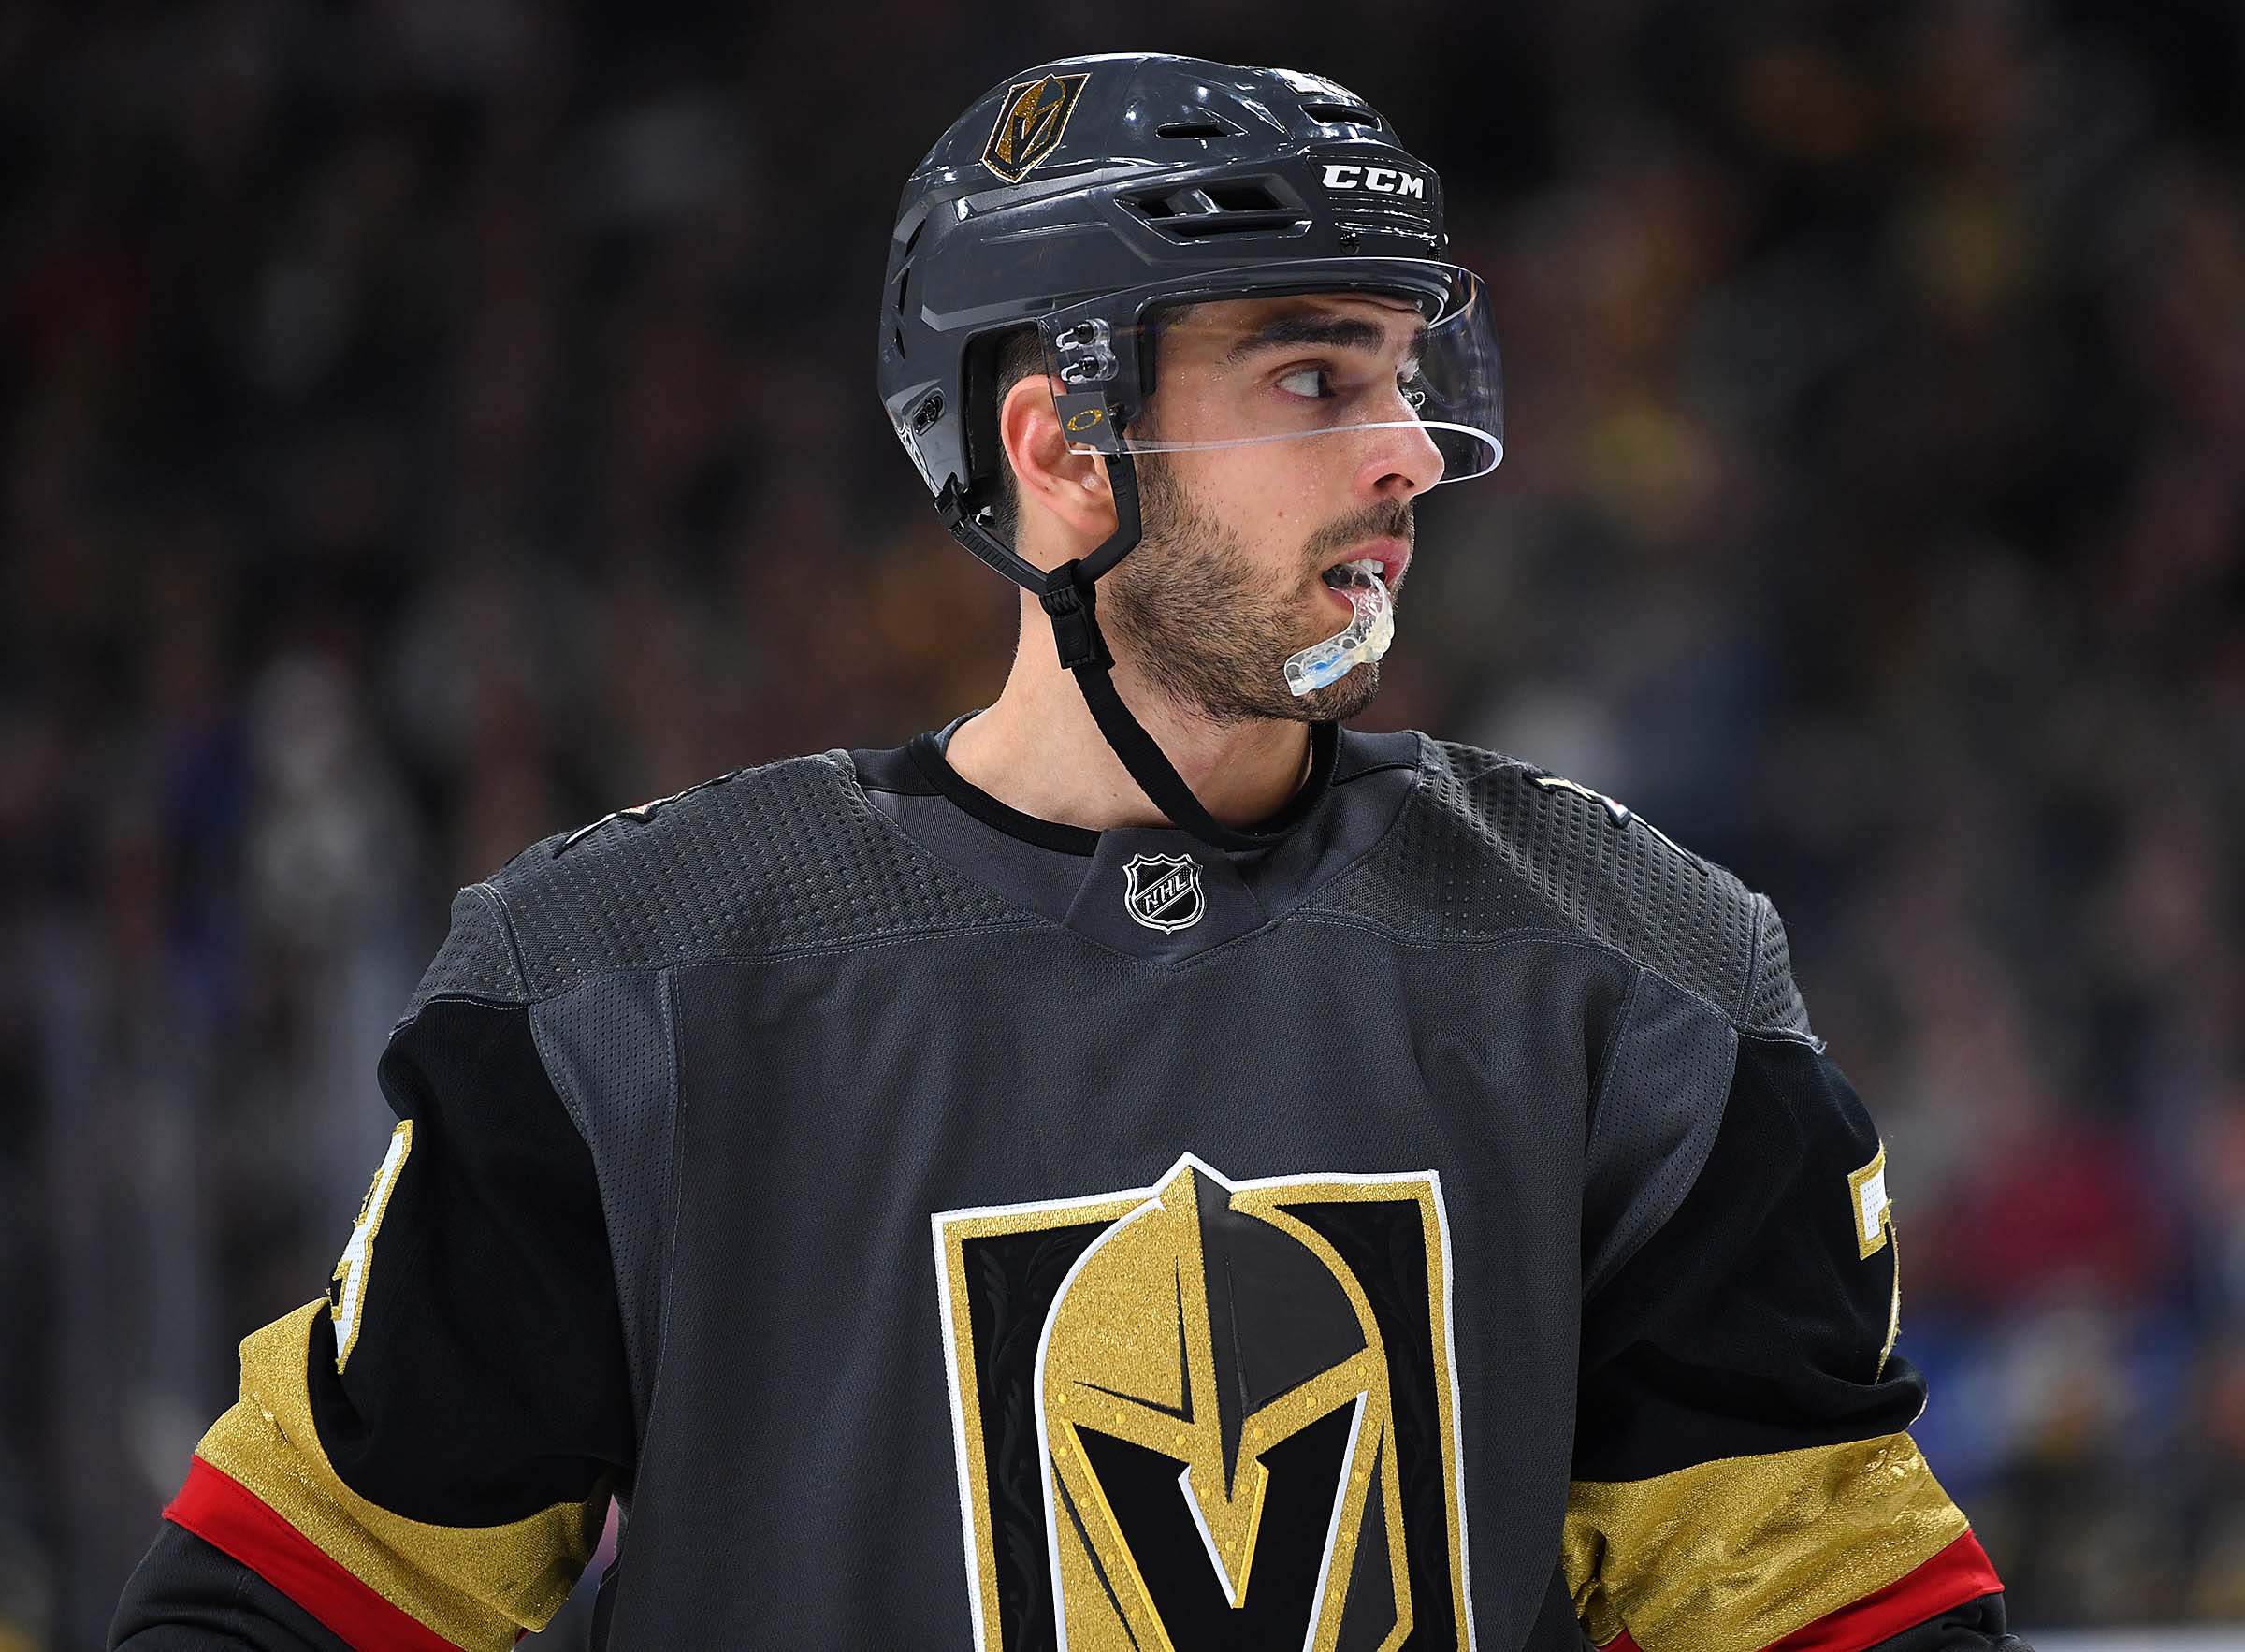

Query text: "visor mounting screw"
[1338, 229, 1361, 251]
[1052, 317, 1118, 384]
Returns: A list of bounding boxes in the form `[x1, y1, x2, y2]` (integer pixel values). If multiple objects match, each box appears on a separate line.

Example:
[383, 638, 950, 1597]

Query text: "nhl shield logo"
[980, 71, 1091, 183]
[1123, 852, 1205, 932]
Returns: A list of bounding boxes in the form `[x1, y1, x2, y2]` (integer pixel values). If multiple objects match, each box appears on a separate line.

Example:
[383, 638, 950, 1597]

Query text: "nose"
[1354, 404, 1447, 499]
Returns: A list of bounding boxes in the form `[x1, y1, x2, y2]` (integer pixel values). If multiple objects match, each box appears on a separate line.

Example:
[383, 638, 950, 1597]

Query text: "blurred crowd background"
[4, 1, 2240, 1646]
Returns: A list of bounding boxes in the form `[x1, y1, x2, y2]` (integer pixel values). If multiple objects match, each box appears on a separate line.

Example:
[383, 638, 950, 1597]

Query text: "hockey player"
[112, 54, 2030, 1652]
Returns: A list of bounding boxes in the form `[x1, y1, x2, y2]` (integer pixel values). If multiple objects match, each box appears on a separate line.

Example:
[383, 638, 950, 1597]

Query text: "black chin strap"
[937, 455, 1302, 854]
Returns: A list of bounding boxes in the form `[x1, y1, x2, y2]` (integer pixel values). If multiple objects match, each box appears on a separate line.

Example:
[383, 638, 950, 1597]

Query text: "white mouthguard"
[1285, 561, 1395, 697]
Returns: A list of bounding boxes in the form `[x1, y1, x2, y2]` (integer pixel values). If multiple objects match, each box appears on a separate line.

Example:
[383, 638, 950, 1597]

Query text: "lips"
[1318, 536, 1410, 587]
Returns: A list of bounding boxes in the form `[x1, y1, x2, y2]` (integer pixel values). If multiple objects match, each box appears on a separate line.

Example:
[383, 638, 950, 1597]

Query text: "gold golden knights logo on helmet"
[933, 1154, 1476, 1651]
[981, 71, 1092, 183]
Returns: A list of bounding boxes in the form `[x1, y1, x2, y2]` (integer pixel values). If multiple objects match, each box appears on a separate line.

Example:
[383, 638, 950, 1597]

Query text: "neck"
[945, 601, 1313, 833]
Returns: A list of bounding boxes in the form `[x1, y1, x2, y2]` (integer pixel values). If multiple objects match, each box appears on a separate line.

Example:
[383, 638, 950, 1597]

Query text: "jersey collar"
[847, 717, 1420, 965]
[900, 715, 1341, 858]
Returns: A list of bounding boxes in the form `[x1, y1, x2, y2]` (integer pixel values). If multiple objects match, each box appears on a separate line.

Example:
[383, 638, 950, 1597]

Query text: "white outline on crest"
[1122, 852, 1206, 932]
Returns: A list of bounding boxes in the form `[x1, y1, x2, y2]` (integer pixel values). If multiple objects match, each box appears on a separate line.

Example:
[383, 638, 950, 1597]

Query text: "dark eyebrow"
[1224, 313, 1427, 365]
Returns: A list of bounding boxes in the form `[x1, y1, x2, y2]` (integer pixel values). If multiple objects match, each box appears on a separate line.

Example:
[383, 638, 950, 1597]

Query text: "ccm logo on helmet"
[1320, 163, 1427, 198]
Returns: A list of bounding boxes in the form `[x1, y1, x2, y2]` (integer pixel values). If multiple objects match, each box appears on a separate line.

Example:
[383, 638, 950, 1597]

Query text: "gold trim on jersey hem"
[195, 1301, 603, 1652]
[1877, 1226, 1904, 1381]
[1561, 1429, 1969, 1652]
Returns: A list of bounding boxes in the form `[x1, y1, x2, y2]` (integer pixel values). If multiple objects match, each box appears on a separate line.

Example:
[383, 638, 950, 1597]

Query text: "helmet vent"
[1205, 182, 1282, 212]
[1124, 179, 1307, 239]
[1156, 117, 1241, 139]
[1299, 100, 1380, 127]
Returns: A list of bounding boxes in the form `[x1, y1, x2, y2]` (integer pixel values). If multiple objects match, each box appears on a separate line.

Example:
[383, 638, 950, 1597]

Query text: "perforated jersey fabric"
[1745, 890, 1816, 1039]
[530, 970, 679, 1443]
[409, 737, 1809, 1043]
[400, 884, 526, 1020]
[1299, 738, 1809, 1036]
[456, 753, 1035, 1005]
[1579, 969, 1741, 1301]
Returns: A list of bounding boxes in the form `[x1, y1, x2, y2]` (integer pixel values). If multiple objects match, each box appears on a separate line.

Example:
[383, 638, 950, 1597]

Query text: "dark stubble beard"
[1099, 453, 1412, 727]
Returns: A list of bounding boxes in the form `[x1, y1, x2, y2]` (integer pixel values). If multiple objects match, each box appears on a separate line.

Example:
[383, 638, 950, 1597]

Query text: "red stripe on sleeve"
[1761, 1529, 2005, 1651]
[164, 1455, 463, 1652]
[1602, 1634, 1644, 1651]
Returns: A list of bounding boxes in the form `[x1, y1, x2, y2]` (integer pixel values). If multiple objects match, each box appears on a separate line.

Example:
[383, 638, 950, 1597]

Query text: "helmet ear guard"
[934, 325, 1118, 596]
[957, 328, 1025, 516]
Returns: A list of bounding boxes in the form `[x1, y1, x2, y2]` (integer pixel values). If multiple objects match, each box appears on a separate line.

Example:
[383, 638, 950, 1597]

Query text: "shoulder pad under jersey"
[1300, 738, 1812, 1037]
[402, 752, 1029, 1016]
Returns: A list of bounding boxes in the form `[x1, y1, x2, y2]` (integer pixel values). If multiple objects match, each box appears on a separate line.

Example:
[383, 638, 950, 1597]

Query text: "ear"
[997, 373, 1116, 558]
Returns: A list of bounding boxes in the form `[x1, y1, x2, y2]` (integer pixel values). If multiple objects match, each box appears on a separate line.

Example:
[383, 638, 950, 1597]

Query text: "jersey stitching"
[1294, 733, 1774, 1035]
[1582, 965, 1645, 1153]
[1286, 910, 1765, 1041]
[1033, 761, 1426, 976]
[1326, 743, 1425, 784]
[1151, 744, 1427, 978]
[1741, 891, 1772, 1024]
[468, 880, 531, 998]
[1580, 970, 1737, 1305]
[1320, 743, 1791, 1033]
[633, 964, 688, 1487]
[522, 1000, 646, 1457]
[486, 749, 1061, 998]
[1743, 895, 1827, 1050]
[843, 759, 1064, 921]
[1734, 1024, 1828, 1051]
[391, 990, 531, 1035]
[465, 741, 1793, 1027]
[478, 922, 1054, 1010]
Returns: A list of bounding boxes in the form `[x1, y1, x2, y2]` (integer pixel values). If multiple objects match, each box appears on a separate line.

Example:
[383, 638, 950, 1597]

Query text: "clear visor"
[1039, 260, 1503, 484]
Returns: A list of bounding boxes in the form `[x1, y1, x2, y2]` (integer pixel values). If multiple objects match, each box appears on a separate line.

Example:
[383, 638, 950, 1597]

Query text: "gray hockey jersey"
[111, 721, 2017, 1652]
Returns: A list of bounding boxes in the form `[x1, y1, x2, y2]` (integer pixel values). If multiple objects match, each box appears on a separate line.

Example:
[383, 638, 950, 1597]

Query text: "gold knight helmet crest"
[934, 1154, 1474, 1652]
[981, 71, 1091, 183]
[1041, 1164, 1409, 1647]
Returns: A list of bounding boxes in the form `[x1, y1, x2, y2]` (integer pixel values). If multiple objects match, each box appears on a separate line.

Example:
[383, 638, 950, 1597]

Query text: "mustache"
[1304, 500, 1414, 567]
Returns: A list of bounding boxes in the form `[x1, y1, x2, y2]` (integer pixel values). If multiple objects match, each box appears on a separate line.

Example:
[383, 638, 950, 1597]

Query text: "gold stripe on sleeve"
[195, 1301, 605, 1652]
[1561, 1431, 1969, 1652]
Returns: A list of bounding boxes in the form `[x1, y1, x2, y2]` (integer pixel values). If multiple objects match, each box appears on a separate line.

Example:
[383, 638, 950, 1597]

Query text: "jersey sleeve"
[1565, 899, 2023, 1652]
[110, 887, 634, 1652]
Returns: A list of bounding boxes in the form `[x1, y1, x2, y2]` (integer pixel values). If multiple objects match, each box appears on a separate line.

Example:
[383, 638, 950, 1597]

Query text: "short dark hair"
[982, 326, 1048, 550]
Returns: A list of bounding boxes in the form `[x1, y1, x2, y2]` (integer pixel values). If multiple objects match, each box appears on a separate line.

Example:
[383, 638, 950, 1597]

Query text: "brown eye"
[1277, 367, 1330, 399]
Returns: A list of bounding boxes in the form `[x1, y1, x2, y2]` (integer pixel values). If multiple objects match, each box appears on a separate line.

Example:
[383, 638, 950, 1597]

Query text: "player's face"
[1098, 293, 1444, 726]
